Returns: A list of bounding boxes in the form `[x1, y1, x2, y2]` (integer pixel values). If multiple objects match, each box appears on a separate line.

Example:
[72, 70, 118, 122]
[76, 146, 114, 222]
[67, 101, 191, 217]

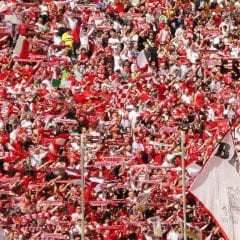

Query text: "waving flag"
[190, 130, 240, 240]
[111, 84, 131, 108]
[13, 35, 29, 59]
[136, 50, 149, 71]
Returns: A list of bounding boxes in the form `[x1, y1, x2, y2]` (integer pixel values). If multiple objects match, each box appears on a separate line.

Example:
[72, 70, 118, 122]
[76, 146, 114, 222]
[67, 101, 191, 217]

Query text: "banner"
[96, 25, 112, 30]
[202, 29, 220, 36]
[39, 201, 63, 207]
[97, 225, 125, 230]
[88, 200, 125, 206]
[103, 156, 132, 161]
[190, 130, 240, 240]
[119, 13, 142, 19]
[54, 0, 74, 6]
[16, 2, 38, 7]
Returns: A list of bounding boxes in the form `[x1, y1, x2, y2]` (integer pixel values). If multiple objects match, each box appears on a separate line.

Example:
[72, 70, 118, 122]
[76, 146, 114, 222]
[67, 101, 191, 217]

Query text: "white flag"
[190, 130, 240, 240]
[136, 50, 148, 69]
[137, 188, 153, 204]
[0, 227, 7, 240]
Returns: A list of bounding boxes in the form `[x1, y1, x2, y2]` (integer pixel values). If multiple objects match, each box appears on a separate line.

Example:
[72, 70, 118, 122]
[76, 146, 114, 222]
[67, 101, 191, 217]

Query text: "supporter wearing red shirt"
[154, 146, 167, 165]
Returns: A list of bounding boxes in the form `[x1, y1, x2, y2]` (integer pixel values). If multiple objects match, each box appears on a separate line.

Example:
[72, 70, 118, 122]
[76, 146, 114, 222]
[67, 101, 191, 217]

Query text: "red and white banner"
[76, 4, 96, 9]
[16, 2, 38, 7]
[202, 29, 220, 36]
[119, 13, 142, 19]
[103, 156, 131, 161]
[97, 225, 125, 231]
[160, 126, 178, 133]
[190, 130, 240, 240]
[41, 233, 67, 239]
[0, 27, 12, 35]
[53, 0, 73, 6]
[88, 200, 118, 206]
[0, 152, 14, 158]
[54, 118, 78, 125]
[96, 25, 112, 30]
[39, 201, 63, 207]
[28, 183, 42, 190]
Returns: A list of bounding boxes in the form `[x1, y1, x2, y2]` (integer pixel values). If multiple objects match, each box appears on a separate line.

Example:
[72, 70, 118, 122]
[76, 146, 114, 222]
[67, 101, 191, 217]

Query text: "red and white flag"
[111, 84, 131, 109]
[190, 130, 240, 240]
[48, 134, 69, 155]
[13, 35, 29, 59]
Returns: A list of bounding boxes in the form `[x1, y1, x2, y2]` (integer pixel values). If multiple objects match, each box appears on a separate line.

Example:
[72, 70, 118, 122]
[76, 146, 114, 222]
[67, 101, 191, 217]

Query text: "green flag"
[51, 79, 61, 88]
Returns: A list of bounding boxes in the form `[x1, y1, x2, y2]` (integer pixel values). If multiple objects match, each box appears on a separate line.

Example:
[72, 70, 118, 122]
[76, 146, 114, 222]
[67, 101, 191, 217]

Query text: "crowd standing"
[0, 0, 240, 239]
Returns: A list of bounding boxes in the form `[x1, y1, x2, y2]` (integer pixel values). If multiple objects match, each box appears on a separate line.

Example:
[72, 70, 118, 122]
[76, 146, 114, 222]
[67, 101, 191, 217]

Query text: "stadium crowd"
[0, 0, 240, 239]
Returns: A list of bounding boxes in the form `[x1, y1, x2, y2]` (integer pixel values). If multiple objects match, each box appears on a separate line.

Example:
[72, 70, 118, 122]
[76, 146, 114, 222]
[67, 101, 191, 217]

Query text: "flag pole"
[80, 133, 85, 240]
[181, 130, 187, 240]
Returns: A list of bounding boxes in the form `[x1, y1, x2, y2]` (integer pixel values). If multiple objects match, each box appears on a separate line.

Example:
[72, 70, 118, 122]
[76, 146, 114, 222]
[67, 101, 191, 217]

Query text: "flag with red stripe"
[13, 35, 29, 59]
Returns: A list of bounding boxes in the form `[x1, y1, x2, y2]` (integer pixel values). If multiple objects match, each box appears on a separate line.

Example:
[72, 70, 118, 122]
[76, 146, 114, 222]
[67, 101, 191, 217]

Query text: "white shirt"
[39, 4, 48, 15]
[113, 54, 122, 72]
[180, 65, 190, 80]
[128, 109, 139, 129]
[186, 48, 199, 64]
[108, 37, 120, 49]
[207, 107, 216, 121]
[181, 93, 192, 104]
[80, 34, 89, 48]
[231, 47, 239, 58]
[175, 27, 184, 38]
[167, 230, 180, 240]
[130, 0, 139, 7]
[20, 120, 32, 128]
[30, 151, 47, 167]
[53, 35, 62, 45]
[71, 212, 82, 222]
[132, 141, 144, 152]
